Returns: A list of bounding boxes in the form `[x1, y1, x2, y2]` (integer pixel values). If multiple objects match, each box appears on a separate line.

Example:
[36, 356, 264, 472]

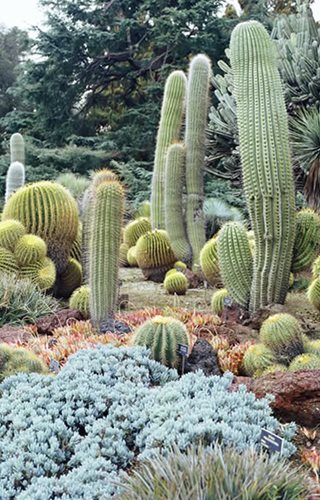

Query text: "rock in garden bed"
[0, 325, 31, 344]
[232, 370, 320, 427]
[184, 339, 222, 376]
[35, 308, 84, 335]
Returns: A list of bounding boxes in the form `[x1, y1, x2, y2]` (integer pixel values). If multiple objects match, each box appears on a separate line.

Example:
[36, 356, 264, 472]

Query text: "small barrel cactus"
[5, 161, 25, 202]
[0, 343, 47, 382]
[211, 288, 229, 315]
[135, 230, 176, 282]
[259, 313, 304, 364]
[243, 344, 275, 377]
[15, 234, 47, 266]
[260, 364, 288, 376]
[69, 285, 90, 319]
[174, 261, 187, 272]
[0, 247, 19, 274]
[127, 246, 138, 267]
[307, 277, 320, 310]
[119, 243, 130, 267]
[289, 353, 320, 371]
[134, 315, 190, 368]
[163, 271, 188, 295]
[0, 219, 26, 252]
[304, 339, 320, 356]
[20, 257, 56, 291]
[70, 224, 82, 263]
[56, 258, 83, 298]
[123, 217, 151, 248]
[291, 209, 320, 273]
[200, 237, 219, 286]
[312, 255, 320, 279]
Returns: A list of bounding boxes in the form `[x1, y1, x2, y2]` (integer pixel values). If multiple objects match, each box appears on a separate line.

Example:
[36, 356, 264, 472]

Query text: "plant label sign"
[223, 297, 232, 307]
[261, 429, 284, 454]
[177, 344, 188, 357]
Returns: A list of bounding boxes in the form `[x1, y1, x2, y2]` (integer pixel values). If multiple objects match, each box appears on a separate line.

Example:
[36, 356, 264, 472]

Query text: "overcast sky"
[0, 0, 319, 30]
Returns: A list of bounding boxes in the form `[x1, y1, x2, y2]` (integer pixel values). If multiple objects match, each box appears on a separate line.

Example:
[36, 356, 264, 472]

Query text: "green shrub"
[118, 444, 308, 500]
[0, 273, 59, 327]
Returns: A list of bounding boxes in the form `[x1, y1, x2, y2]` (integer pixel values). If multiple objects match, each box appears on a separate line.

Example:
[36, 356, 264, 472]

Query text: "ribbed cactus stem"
[151, 70, 187, 230]
[10, 133, 25, 164]
[230, 21, 296, 312]
[89, 180, 124, 327]
[5, 162, 25, 202]
[185, 54, 211, 270]
[217, 222, 253, 308]
[165, 143, 192, 264]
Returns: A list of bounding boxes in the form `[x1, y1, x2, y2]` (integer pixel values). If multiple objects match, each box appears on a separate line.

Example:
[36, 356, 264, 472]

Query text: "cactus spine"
[10, 133, 25, 164]
[165, 143, 192, 264]
[151, 71, 187, 230]
[5, 162, 25, 202]
[217, 222, 253, 308]
[230, 21, 296, 312]
[89, 180, 124, 327]
[185, 54, 211, 270]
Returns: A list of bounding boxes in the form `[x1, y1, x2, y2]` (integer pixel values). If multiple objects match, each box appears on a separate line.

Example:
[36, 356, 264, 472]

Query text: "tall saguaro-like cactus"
[185, 54, 211, 270]
[5, 161, 25, 202]
[89, 180, 124, 327]
[10, 133, 25, 165]
[230, 21, 296, 311]
[151, 70, 187, 230]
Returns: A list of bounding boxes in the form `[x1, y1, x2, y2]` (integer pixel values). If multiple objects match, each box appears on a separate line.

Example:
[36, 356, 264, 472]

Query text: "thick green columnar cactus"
[133, 316, 190, 368]
[151, 70, 187, 230]
[2, 181, 79, 274]
[230, 21, 296, 312]
[291, 209, 320, 273]
[217, 222, 253, 308]
[10, 133, 25, 164]
[165, 143, 192, 264]
[260, 313, 304, 364]
[89, 180, 124, 327]
[5, 161, 25, 202]
[185, 54, 211, 270]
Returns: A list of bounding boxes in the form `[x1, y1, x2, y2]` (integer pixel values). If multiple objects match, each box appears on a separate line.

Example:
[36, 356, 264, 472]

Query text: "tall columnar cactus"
[10, 133, 25, 165]
[230, 21, 296, 312]
[5, 162, 25, 202]
[133, 316, 190, 368]
[2, 181, 79, 274]
[151, 70, 187, 230]
[165, 143, 192, 264]
[291, 209, 320, 273]
[185, 54, 211, 270]
[217, 222, 253, 309]
[89, 180, 124, 327]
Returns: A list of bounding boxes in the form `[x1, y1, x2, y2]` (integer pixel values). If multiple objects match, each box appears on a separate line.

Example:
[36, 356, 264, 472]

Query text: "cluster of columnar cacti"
[243, 313, 320, 376]
[151, 55, 211, 270]
[88, 175, 124, 327]
[133, 315, 190, 368]
[5, 133, 26, 202]
[163, 268, 189, 295]
[0, 219, 56, 291]
[0, 343, 47, 382]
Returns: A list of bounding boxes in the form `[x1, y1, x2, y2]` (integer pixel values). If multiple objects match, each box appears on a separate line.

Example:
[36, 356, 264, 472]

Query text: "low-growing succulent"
[211, 288, 228, 315]
[259, 313, 304, 364]
[243, 344, 275, 377]
[69, 285, 90, 319]
[289, 353, 320, 371]
[163, 271, 188, 295]
[134, 316, 190, 368]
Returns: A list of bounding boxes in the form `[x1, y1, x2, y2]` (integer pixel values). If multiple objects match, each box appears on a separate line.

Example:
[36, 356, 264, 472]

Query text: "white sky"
[0, 0, 319, 30]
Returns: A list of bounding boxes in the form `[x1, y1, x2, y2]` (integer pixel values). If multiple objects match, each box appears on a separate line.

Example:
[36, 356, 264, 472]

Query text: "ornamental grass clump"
[0, 345, 295, 498]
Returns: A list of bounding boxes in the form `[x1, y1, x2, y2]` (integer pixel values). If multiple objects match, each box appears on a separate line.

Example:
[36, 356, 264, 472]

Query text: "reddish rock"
[0, 325, 31, 344]
[35, 309, 84, 335]
[232, 370, 320, 427]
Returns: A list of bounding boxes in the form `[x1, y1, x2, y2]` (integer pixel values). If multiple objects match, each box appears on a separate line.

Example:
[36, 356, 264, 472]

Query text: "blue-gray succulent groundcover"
[0, 345, 296, 499]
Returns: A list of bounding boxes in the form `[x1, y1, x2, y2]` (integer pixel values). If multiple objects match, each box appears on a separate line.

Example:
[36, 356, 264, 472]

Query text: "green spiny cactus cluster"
[135, 230, 176, 282]
[260, 364, 288, 376]
[163, 271, 188, 295]
[127, 246, 138, 267]
[217, 222, 253, 308]
[200, 237, 219, 286]
[307, 277, 320, 310]
[134, 200, 151, 219]
[5, 161, 25, 202]
[305, 339, 320, 356]
[15, 234, 47, 266]
[243, 344, 275, 377]
[260, 313, 304, 364]
[0, 343, 47, 382]
[69, 285, 90, 319]
[211, 288, 229, 315]
[0, 220, 26, 251]
[289, 353, 320, 371]
[151, 71, 187, 230]
[56, 257, 82, 298]
[133, 315, 190, 368]
[10, 133, 25, 165]
[165, 143, 192, 264]
[20, 257, 56, 291]
[0, 247, 19, 275]
[229, 21, 296, 312]
[291, 209, 320, 273]
[2, 181, 79, 274]
[123, 217, 151, 248]
[89, 179, 124, 327]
